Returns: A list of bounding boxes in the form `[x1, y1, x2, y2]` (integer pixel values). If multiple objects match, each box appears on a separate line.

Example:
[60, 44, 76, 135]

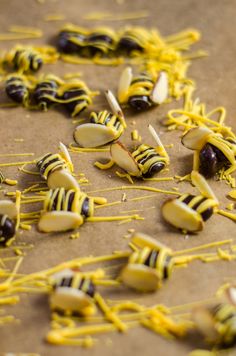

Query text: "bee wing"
[120, 264, 161, 292]
[191, 171, 218, 202]
[38, 211, 83, 232]
[148, 124, 169, 158]
[150, 71, 168, 105]
[117, 66, 133, 103]
[0, 200, 18, 219]
[110, 142, 140, 176]
[47, 169, 80, 190]
[105, 90, 127, 128]
[162, 199, 203, 232]
[74, 123, 120, 148]
[59, 142, 73, 167]
[131, 232, 171, 253]
[182, 127, 213, 150]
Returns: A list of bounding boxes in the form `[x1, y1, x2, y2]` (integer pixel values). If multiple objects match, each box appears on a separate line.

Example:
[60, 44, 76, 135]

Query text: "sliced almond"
[131, 232, 171, 253]
[50, 287, 94, 313]
[117, 67, 133, 103]
[182, 127, 212, 150]
[191, 171, 218, 202]
[59, 142, 73, 167]
[0, 200, 18, 219]
[120, 264, 160, 292]
[110, 142, 140, 176]
[38, 211, 83, 232]
[74, 123, 119, 148]
[150, 71, 168, 105]
[162, 199, 203, 232]
[105, 90, 127, 128]
[47, 169, 80, 190]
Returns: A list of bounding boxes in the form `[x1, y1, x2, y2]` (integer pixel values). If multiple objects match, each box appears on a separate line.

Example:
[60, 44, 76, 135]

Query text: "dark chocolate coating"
[199, 143, 218, 177]
[117, 38, 143, 53]
[128, 95, 152, 111]
[0, 215, 16, 244]
[58, 32, 85, 53]
[199, 143, 229, 177]
[62, 89, 86, 114]
[142, 161, 165, 178]
[200, 207, 214, 221]
[5, 77, 28, 104]
[34, 80, 58, 108]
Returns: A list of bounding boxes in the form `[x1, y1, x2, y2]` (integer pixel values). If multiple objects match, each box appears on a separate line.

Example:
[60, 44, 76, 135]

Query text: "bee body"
[162, 171, 219, 233]
[36, 153, 68, 180]
[58, 29, 87, 54]
[85, 28, 117, 55]
[127, 73, 154, 110]
[178, 193, 216, 222]
[90, 110, 124, 137]
[132, 143, 168, 177]
[117, 27, 151, 54]
[58, 26, 116, 56]
[0, 214, 16, 245]
[120, 232, 175, 292]
[5, 75, 30, 105]
[182, 127, 236, 178]
[50, 271, 96, 315]
[60, 82, 92, 117]
[12, 48, 43, 72]
[34, 75, 61, 110]
[129, 246, 174, 281]
[44, 188, 94, 218]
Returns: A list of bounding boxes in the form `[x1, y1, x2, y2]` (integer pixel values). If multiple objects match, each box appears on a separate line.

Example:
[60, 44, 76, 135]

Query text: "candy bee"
[119, 232, 174, 292]
[36, 142, 79, 190]
[2, 45, 58, 73]
[33, 74, 63, 110]
[118, 67, 168, 111]
[58, 25, 117, 56]
[182, 126, 236, 178]
[38, 188, 94, 232]
[103, 124, 169, 178]
[162, 171, 219, 233]
[50, 269, 96, 316]
[58, 79, 94, 117]
[74, 90, 126, 148]
[5, 74, 33, 106]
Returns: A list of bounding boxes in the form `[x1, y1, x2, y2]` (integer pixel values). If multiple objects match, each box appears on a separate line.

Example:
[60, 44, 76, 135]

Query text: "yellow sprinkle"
[0, 160, 35, 167]
[0, 153, 34, 157]
[217, 209, 236, 222]
[131, 130, 139, 141]
[44, 14, 65, 21]
[226, 203, 234, 211]
[83, 10, 149, 21]
[88, 185, 180, 196]
[70, 232, 80, 240]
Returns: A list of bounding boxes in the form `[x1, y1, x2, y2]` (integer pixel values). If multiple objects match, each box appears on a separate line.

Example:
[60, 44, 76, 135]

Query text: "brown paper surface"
[0, 0, 236, 354]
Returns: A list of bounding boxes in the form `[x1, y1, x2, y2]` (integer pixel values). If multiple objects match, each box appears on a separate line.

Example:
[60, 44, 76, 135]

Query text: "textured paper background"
[0, 0, 236, 355]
